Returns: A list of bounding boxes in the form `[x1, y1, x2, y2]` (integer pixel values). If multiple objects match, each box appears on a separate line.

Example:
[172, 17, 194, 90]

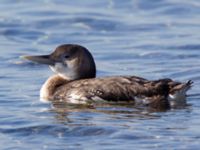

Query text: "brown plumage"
[23, 44, 193, 110]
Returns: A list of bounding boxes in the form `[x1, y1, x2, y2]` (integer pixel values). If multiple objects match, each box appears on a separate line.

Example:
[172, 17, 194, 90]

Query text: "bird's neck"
[40, 74, 69, 102]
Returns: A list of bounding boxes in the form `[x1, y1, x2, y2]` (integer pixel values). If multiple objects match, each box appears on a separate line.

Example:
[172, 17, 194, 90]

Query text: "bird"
[23, 44, 193, 110]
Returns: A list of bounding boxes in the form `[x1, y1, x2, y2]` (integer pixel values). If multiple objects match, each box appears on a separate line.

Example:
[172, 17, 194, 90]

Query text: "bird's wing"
[54, 76, 170, 106]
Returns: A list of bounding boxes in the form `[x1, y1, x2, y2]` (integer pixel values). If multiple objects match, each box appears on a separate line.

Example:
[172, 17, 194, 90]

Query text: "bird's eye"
[64, 55, 70, 59]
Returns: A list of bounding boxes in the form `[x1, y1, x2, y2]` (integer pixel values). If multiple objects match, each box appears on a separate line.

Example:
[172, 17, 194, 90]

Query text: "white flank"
[67, 93, 87, 104]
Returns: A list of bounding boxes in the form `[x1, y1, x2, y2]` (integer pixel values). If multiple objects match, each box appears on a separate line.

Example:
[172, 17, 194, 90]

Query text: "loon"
[23, 44, 193, 110]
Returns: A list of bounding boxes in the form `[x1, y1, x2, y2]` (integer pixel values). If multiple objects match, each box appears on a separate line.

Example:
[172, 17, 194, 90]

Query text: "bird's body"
[23, 44, 193, 110]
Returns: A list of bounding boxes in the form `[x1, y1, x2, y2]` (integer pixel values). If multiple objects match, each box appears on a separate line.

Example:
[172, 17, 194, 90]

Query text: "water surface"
[1, 0, 200, 149]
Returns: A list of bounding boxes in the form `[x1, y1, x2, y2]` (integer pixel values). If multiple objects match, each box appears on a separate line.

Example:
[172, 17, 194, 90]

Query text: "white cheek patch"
[49, 62, 77, 80]
[50, 63, 66, 73]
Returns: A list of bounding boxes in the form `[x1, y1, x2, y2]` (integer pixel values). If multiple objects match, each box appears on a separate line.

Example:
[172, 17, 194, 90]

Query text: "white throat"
[49, 62, 77, 80]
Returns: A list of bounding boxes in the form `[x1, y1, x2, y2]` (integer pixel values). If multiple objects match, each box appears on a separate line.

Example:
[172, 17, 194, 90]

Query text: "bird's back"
[52, 76, 192, 110]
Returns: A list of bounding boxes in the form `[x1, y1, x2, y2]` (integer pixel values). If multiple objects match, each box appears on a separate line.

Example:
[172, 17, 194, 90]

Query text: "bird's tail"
[168, 80, 193, 107]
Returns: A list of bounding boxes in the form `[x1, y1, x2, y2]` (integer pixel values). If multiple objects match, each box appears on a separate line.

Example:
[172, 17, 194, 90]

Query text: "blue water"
[1, 0, 200, 149]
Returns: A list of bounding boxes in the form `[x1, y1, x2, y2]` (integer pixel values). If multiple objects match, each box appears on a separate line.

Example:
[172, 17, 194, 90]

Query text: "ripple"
[0, 124, 116, 138]
[0, 19, 24, 28]
[168, 44, 200, 51]
[19, 10, 66, 17]
[159, 4, 200, 16]
[3, 29, 46, 42]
